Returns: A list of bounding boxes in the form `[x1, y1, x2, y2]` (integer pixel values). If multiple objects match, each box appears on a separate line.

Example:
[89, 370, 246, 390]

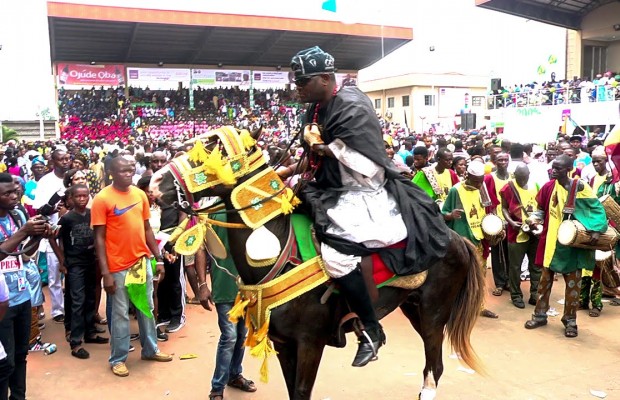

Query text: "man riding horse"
[279, 46, 451, 367]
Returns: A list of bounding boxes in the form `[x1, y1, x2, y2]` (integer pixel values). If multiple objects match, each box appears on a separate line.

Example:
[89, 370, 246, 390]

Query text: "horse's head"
[151, 126, 264, 208]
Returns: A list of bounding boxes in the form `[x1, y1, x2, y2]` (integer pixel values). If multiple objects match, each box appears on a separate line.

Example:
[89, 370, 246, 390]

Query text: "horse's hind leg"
[292, 340, 325, 400]
[400, 299, 444, 400]
[274, 342, 298, 399]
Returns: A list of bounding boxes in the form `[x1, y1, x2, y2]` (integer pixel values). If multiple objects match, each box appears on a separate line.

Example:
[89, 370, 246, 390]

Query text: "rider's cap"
[291, 46, 335, 79]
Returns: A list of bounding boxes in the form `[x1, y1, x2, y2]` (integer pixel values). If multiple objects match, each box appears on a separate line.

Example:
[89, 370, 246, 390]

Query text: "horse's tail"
[445, 235, 486, 375]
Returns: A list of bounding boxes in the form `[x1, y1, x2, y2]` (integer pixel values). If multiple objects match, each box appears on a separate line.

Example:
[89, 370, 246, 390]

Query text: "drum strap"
[480, 181, 493, 210]
[508, 181, 529, 215]
[422, 167, 444, 197]
[563, 178, 579, 216]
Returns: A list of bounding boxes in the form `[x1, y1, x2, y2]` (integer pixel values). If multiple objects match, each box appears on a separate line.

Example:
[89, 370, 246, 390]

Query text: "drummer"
[412, 148, 459, 205]
[499, 163, 542, 309]
[442, 160, 499, 319]
[483, 152, 511, 297]
[524, 155, 608, 338]
[582, 147, 616, 315]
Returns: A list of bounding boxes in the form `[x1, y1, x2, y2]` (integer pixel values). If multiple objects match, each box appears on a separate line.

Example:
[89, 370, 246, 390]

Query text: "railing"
[487, 84, 620, 109]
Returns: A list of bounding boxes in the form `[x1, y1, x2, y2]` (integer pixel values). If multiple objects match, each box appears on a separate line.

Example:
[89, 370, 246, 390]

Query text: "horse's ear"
[251, 126, 263, 141]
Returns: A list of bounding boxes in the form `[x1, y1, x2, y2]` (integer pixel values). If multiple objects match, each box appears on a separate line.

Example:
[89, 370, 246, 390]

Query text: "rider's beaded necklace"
[308, 85, 338, 171]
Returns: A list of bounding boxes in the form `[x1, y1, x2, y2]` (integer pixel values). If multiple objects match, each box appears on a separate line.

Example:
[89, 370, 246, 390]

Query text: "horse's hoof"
[419, 388, 437, 400]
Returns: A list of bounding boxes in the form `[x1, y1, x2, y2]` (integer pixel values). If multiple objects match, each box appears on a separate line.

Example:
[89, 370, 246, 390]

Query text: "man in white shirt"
[31, 149, 71, 323]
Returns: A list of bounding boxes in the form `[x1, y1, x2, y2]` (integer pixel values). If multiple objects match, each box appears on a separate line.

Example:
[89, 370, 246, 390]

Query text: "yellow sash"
[492, 173, 510, 219]
[592, 174, 606, 194]
[456, 183, 485, 241]
[514, 183, 538, 243]
[543, 180, 595, 266]
[436, 169, 453, 199]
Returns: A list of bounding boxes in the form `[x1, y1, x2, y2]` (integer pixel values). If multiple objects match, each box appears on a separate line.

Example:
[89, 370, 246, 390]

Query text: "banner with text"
[57, 63, 125, 87]
[336, 73, 358, 88]
[192, 69, 250, 86]
[127, 68, 191, 87]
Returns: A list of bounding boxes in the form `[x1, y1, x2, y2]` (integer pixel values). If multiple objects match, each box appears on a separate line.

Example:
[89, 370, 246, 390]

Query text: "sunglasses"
[294, 74, 323, 87]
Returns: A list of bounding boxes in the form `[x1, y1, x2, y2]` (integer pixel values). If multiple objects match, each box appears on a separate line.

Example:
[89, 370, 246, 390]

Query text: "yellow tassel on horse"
[239, 129, 257, 150]
[249, 318, 277, 383]
[280, 188, 301, 215]
[227, 294, 250, 323]
[204, 146, 236, 185]
[188, 140, 209, 164]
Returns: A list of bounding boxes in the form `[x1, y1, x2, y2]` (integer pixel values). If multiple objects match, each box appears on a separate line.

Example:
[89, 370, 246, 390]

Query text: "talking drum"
[599, 194, 620, 227]
[557, 220, 620, 250]
[595, 250, 613, 270]
[481, 214, 504, 246]
[597, 250, 620, 288]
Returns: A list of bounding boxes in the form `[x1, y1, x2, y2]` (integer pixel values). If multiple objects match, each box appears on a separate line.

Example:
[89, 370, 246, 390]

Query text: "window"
[424, 95, 435, 106]
[374, 98, 381, 109]
[472, 96, 484, 107]
[402, 95, 410, 107]
[387, 97, 395, 108]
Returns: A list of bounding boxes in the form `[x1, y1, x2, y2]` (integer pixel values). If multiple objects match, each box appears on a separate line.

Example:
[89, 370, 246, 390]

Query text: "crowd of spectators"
[489, 71, 620, 108]
[58, 86, 302, 142]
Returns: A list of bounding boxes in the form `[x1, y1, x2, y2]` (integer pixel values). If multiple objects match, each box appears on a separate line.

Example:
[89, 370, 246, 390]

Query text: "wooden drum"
[597, 250, 620, 288]
[600, 194, 620, 227]
[481, 214, 505, 246]
[557, 220, 620, 251]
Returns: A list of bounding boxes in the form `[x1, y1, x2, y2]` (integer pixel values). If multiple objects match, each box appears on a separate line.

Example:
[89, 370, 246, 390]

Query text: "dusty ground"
[26, 272, 620, 400]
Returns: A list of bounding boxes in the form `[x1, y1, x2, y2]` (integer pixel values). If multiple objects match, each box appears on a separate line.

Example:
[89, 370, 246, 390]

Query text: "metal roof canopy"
[47, 3, 412, 71]
[476, 0, 618, 30]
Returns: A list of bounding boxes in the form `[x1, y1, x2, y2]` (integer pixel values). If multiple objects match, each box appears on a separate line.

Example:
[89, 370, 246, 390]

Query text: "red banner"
[56, 63, 125, 87]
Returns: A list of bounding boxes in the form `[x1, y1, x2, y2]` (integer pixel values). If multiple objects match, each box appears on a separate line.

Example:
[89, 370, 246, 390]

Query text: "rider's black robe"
[299, 87, 450, 275]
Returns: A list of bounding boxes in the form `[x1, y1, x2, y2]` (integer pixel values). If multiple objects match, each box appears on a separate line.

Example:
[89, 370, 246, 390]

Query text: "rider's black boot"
[335, 266, 385, 367]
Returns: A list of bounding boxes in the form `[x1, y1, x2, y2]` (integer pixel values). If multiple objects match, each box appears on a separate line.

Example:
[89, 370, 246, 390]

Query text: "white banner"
[127, 68, 191, 84]
[192, 69, 250, 86]
[336, 73, 358, 88]
[252, 71, 292, 85]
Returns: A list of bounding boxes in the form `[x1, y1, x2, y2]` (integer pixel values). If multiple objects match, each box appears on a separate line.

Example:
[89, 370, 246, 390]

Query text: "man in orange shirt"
[92, 156, 172, 377]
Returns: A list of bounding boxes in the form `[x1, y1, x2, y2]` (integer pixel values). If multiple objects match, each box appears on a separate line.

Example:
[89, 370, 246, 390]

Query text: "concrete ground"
[27, 272, 620, 400]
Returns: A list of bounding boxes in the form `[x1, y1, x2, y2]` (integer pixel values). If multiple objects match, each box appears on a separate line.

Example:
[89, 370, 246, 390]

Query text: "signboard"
[56, 63, 125, 87]
[252, 71, 291, 85]
[191, 69, 250, 86]
[336, 73, 358, 87]
[127, 68, 191, 85]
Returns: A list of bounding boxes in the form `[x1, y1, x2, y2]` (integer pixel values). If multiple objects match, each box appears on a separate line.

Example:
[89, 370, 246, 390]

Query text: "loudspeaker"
[491, 78, 501, 91]
[461, 113, 477, 130]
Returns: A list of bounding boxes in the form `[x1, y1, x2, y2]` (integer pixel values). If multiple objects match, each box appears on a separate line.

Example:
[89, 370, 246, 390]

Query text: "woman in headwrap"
[71, 153, 102, 195]
[24, 156, 47, 217]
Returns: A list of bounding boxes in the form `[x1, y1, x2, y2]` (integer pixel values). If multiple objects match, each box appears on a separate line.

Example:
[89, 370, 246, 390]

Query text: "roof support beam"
[478, 0, 581, 29]
[321, 35, 347, 53]
[187, 27, 215, 65]
[123, 23, 140, 62]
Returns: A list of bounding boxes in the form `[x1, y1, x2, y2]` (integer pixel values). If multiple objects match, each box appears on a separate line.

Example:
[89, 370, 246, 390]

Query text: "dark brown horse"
[152, 130, 485, 400]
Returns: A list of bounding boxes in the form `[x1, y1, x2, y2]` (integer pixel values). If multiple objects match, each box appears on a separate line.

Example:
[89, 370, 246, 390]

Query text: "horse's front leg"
[274, 341, 298, 399]
[293, 340, 325, 400]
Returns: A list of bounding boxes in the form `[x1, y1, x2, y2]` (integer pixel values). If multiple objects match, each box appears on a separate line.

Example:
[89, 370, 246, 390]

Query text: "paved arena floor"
[27, 271, 620, 400]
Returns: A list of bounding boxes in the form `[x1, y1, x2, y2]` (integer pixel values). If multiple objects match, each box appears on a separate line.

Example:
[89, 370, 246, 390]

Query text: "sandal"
[480, 309, 499, 319]
[588, 308, 601, 317]
[610, 298, 620, 306]
[208, 392, 223, 400]
[565, 325, 578, 338]
[227, 375, 257, 392]
[95, 314, 107, 325]
[71, 347, 90, 359]
[492, 287, 503, 296]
